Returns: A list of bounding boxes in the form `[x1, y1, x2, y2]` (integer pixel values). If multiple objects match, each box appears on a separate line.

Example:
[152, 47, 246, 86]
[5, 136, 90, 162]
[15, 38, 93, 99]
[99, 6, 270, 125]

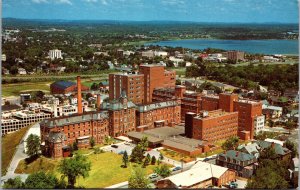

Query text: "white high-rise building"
[49, 49, 63, 60]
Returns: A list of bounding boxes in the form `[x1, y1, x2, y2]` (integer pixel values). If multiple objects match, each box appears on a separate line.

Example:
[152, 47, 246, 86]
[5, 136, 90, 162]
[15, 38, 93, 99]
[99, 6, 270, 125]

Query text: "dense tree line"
[187, 63, 298, 92]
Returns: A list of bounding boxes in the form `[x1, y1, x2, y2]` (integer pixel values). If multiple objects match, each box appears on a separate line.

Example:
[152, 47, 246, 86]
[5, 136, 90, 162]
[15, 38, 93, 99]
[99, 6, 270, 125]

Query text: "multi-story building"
[216, 150, 257, 178]
[136, 100, 181, 130]
[49, 49, 63, 60]
[109, 72, 144, 104]
[188, 110, 239, 142]
[104, 91, 137, 137]
[254, 115, 265, 134]
[40, 111, 109, 158]
[139, 64, 176, 103]
[227, 51, 245, 62]
[152, 85, 202, 120]
[2, 110, 52, 135]
[233, 100, 263, 140]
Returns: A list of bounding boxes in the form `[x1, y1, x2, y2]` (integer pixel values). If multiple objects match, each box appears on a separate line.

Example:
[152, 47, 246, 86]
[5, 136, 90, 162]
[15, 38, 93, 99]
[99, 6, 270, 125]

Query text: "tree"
[246, 160, 289, 189]
[154, 164, 171, 178]
[221, 136, 239, 151]
[159, 153, 164, 161]
[89, 137, 95, 148]
[72, 141, 78, 151]
[91, 83, 99, 90]
[140, 136, 149, 152]
[285, 140, 298, 158]
[128, 166, 150, 188]
[122, 151, 129, 168]
[26, 134, 40, 158]
[24, 172, 59, 189]
[268, 119, 275, 127]
[58, 154, 91, 188]
[130, 144, 144, 164]
[151, 156, 156, 165]
[143, 154, 151, 168]
[3, 177, 24, 189]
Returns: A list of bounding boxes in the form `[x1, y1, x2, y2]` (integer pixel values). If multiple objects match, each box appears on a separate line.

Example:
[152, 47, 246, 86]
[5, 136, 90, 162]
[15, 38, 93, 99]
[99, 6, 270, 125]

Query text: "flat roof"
[165, 161, 228, 187]
[127, 131, 163, 144]
[143, 126, 184, 138]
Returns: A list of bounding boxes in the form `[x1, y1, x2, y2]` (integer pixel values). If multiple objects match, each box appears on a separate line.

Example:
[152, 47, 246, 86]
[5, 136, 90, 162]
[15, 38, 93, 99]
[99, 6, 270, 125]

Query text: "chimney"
[236, 151, 239, 157]
[96, 94, 101, 110]
[77, 76, 82, 114]
[271, 142, 275, 148]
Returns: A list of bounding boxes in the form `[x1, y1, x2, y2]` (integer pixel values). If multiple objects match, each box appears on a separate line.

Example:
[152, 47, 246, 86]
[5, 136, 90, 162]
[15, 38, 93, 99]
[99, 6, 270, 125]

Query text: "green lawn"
[2, 126, 30, 175]
[15, 152, 158, 188]
[76, 152, 157, 188]
[2, 82, 51, 97]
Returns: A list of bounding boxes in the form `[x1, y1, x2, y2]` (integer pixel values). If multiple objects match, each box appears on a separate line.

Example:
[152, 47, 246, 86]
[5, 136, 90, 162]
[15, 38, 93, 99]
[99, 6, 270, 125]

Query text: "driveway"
[102, 142, 135, 155]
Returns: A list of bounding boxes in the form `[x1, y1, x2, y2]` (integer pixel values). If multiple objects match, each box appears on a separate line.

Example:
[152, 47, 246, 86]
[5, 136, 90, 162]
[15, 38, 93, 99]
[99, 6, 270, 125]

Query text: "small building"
[18, 68, 27, 75]
[49, 49, 63, 60]
[20, 94, 31, 104]
[156, 161, 236, 188]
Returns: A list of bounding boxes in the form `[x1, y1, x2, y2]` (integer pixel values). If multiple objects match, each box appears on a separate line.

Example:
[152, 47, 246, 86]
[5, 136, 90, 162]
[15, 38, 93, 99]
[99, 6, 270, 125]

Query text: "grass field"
[170, 67, 186, 76]
[2, 126, 30, 175]
[159, 149, 195, 162]
[2, 82, 51, 97]
[15, 152, 159, 188]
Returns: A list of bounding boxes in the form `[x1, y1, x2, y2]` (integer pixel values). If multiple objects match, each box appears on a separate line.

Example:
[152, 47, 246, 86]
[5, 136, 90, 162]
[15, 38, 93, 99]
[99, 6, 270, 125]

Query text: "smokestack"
[77, 76, 82, 114]
[97, 94, 101, 110]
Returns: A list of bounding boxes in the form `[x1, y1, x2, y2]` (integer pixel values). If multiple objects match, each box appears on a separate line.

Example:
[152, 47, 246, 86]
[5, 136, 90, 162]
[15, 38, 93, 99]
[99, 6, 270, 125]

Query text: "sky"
[2, 0, 299, 23]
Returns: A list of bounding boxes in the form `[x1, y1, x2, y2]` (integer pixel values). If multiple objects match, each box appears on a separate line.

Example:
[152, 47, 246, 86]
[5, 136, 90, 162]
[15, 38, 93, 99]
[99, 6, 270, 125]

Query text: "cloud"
[101, 0, 108, 5]
[56, 0, 72, 5]
[84, 0, 98, 2]
[161, 0, 185, 5]
[32, 0, 48, 3]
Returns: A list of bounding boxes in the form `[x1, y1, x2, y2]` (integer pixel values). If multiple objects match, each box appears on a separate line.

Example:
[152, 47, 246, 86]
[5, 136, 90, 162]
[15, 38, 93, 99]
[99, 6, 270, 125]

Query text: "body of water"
[145, 39, 299, 55]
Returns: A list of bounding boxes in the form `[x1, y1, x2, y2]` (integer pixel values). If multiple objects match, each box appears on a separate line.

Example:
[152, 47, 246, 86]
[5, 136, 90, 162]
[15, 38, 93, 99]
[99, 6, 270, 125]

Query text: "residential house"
[216, 150, 257, 178]
[256, 140, 292, 161]
[262, 104, 283, 119]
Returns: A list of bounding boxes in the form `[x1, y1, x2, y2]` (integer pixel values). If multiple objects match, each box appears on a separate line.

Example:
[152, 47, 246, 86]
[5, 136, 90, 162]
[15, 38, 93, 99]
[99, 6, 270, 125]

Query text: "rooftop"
[164, 161, 228, 187]
[51, 81, 76, 89]
[41, 111, 109, 128]
[137, 101, 179, 112]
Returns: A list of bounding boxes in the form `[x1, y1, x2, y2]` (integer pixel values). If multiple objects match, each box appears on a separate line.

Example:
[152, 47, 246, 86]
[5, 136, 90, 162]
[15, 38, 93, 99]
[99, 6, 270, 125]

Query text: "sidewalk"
[1, 123, 40, 183]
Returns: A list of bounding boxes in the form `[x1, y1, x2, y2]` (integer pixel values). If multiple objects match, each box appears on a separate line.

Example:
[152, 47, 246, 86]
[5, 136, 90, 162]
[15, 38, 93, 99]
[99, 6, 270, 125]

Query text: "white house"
[169, 56, 184, 67]
[18, 68, 27, 75]
[49, 49, 63, 60]
[154, 51, 168, 57]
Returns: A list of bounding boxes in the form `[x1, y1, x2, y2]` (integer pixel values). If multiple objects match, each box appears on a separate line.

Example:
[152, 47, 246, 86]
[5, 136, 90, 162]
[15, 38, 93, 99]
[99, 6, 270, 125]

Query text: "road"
[1, 123, 41, 185]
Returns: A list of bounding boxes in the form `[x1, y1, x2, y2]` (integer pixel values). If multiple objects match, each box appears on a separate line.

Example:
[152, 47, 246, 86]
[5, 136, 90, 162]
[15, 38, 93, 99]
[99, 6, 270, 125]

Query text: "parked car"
[172, 166, 182, 172]
[118, 151, 125, 155]
[148, 173, 159, 181]
[111, 144, 118, 148]
[229, 181, 238, 189]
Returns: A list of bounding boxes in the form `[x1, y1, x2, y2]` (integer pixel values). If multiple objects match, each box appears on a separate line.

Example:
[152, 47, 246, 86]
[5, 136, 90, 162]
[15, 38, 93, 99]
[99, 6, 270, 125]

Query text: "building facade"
[136, 100, 181, 129]
[227, 51, 245, 62]
[40, 111, 109, 158]
[190, 110, 239, 142]
[49, 49, 63, 60]
[233, 100, 263, 140]
[109, 72, 144, 104]
[139, 64, 176, 103]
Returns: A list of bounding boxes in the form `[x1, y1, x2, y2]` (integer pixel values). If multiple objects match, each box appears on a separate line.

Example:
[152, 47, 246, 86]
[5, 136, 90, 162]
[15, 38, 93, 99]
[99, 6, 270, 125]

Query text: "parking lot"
[102, 142, 136, 155]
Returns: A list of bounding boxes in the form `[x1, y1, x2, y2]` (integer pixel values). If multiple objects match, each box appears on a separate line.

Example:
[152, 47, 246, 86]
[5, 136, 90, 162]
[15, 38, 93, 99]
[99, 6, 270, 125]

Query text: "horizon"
[3, 17, 299, 25]
[3, 0, 299, 24]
